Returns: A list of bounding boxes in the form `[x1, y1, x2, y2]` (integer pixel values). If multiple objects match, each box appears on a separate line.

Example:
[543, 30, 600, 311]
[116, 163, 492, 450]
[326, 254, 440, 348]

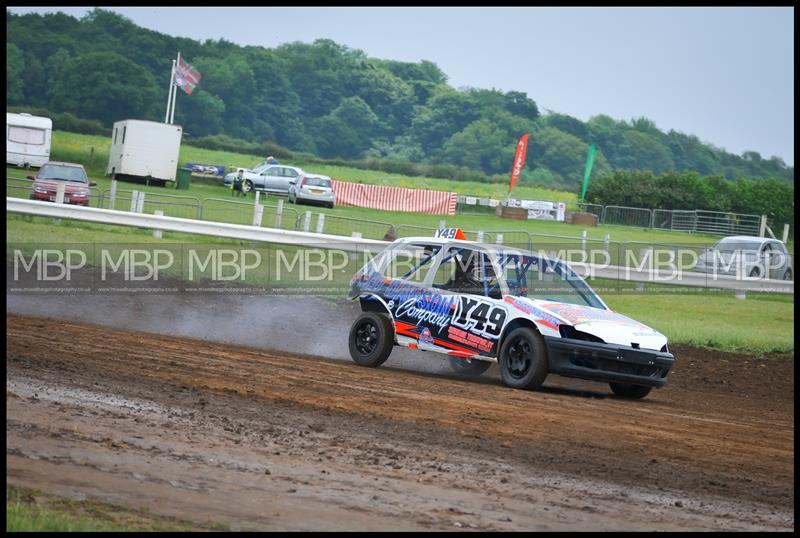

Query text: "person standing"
[232, 168, 247, 197]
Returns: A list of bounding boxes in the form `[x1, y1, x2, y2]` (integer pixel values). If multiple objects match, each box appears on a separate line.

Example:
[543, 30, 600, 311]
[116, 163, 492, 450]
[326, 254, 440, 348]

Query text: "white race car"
[348, 229, 675, 399]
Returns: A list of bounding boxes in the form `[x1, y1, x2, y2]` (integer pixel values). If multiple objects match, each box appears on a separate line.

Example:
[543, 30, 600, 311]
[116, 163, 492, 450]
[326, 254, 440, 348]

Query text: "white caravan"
[6, 112, 53, 168]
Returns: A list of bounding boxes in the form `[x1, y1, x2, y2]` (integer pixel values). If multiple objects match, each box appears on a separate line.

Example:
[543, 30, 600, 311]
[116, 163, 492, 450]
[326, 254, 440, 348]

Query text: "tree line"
[586, 170, 793, 231]
[6, 8, 794, 192]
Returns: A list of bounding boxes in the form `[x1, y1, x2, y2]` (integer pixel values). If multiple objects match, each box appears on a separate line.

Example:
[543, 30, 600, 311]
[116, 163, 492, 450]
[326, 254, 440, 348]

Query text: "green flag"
[580, 144, 596, 202]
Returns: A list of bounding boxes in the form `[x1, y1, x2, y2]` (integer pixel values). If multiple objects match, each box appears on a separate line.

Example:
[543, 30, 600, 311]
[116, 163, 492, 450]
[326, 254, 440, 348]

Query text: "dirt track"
[6, 313, 794, 531]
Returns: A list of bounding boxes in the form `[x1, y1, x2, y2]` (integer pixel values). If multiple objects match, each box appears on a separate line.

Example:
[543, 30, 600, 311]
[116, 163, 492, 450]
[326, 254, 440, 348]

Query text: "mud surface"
[6, 310, 794, 531]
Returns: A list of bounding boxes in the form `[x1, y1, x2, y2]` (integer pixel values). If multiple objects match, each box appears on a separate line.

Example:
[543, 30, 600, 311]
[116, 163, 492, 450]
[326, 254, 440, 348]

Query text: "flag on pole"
[508, 133, 529, 194]
[175, 56, 202, 95]
[580, 144, 597, 201]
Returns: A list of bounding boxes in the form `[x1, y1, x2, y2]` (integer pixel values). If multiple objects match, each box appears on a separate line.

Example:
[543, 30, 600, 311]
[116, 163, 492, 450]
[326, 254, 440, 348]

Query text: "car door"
[426, 246, 509, 357]
[279, 167, 301, 193]
[255, 165, 278, 191]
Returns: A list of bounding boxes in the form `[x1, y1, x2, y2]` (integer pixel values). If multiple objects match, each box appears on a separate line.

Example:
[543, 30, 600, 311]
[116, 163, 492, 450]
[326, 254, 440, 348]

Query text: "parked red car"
[28, 161, 96, 206]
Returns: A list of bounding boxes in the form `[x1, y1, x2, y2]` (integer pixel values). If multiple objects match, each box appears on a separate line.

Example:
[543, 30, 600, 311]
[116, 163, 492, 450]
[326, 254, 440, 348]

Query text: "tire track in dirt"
[7, 313, 793, 518]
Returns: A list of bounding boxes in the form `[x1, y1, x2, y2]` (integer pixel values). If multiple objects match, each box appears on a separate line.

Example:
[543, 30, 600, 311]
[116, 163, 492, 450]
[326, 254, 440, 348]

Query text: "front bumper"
[30, 193, 90, 206]
[544, 337, 675, 388]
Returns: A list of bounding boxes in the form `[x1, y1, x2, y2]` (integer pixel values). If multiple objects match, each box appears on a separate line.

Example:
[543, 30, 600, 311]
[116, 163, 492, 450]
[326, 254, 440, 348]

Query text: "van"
[6, 112, 53, 168]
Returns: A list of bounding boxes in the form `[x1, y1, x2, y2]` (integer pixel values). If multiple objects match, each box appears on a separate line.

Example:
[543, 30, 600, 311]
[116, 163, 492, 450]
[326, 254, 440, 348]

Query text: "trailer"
[106, 120, 182, 185]
[6, 112, 53, 168]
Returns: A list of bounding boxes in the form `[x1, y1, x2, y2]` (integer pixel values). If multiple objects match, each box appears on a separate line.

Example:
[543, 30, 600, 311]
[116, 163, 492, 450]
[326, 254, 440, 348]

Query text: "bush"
[6, 106, 109, 136]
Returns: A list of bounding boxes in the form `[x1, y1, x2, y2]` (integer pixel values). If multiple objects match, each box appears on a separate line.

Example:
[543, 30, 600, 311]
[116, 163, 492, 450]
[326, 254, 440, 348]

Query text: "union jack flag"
[175, 56, 201, 95]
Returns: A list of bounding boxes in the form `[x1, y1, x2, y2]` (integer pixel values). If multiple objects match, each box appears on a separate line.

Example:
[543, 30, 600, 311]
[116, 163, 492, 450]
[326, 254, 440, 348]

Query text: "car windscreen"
[37, 165, 87, 183]
[304, 177, 331, 188]
[498, 252, 605, 309]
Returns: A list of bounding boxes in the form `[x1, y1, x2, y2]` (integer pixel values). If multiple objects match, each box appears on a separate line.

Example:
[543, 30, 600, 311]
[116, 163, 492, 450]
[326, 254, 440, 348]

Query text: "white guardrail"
[7, 198, 794, 295]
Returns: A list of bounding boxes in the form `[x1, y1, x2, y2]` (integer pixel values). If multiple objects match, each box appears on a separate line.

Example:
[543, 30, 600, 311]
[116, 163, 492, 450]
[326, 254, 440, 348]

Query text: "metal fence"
[601, 205, 654, 228]
[695, 210, 761, 236]
[311, 213, 394, 240]
[103, 189, 201, 219]
[577, 203, 604, 218]
[652, 209, 760, 236]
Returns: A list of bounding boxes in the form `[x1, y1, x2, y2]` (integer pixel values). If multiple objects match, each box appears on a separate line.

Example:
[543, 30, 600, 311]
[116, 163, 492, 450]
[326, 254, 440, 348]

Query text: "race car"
[347, 228, 675, 399]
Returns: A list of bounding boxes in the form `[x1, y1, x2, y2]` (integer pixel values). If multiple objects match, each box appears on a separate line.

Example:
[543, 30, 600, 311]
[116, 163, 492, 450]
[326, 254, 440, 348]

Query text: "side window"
[432, 247, 493, 297]
[385, 243, 440, 284]
[284, 168, 299, 178]
[114, 128, 118, 144]
[122, 126, 127, 144]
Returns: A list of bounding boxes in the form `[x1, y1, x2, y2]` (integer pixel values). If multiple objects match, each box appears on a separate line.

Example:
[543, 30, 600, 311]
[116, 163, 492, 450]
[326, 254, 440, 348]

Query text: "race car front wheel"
[448, 357, 491, 377]
[348, 312, 394, 367]
[499, 327, 548, 390]
[609, 383, 652, 399]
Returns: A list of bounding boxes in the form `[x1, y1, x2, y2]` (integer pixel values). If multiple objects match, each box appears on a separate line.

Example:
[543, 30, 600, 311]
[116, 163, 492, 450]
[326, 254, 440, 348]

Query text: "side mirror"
[289, 180, 296, 185]
[26, 175, 35, 180]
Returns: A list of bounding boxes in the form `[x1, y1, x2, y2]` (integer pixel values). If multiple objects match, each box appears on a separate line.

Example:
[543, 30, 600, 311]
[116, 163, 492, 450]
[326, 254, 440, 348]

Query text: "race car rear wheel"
[499, 327, 548, 390]
[348, 312, 394, 367]
[448, 357, 491, 377]
[609, 382, 652, 399]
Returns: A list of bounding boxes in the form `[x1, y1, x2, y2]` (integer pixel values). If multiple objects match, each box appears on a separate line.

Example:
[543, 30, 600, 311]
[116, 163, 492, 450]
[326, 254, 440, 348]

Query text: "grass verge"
[6, 485, 226, 532]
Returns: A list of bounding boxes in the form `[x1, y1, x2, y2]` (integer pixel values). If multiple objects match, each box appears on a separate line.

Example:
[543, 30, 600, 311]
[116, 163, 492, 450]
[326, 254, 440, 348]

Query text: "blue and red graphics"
[539, 302, 645, 327]
[504, 297, 562, 330]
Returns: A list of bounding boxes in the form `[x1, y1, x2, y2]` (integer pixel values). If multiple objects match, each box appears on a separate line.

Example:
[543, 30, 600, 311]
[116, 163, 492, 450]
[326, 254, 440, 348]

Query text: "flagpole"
[170, 52, 181, 124]
[165, 58, 176, 123]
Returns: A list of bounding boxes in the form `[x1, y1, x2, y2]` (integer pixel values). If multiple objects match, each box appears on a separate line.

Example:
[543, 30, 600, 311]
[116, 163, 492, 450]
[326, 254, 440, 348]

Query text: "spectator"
[266, 155, 279, 165]
[232, 169, 247, 197]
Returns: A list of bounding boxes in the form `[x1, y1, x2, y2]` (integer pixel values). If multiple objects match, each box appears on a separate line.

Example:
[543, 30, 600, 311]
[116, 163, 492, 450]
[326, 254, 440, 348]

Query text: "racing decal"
[539, 302, 645, 327]
[434, 227, 466, 240]
[452, 296, 507, 339]
[447, 326, 495, 354]
[504, 297, 561, 330]
[356, 270, 508, 356]
[392, 295, 457, 333]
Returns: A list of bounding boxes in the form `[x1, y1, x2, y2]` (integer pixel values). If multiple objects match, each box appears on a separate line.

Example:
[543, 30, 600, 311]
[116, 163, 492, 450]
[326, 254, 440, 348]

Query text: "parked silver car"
[288, 174, 336, 208]
[692, 236, 793, 280]
[223, 161, 304, 194]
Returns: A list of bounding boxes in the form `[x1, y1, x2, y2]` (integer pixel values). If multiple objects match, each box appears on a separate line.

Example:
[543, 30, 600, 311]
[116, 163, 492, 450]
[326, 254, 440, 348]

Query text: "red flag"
[175, 56, 202, 95]
[508, 133, 529, 194]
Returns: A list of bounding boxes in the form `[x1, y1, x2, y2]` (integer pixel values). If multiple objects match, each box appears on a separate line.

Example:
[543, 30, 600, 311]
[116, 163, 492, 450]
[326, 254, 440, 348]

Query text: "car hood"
[508, 296, 667, 350]
[33, 180, 90, 193]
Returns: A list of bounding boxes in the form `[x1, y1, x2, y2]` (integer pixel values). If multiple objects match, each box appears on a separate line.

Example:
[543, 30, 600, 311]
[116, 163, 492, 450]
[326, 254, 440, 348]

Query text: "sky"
[7, 6, 795, 166]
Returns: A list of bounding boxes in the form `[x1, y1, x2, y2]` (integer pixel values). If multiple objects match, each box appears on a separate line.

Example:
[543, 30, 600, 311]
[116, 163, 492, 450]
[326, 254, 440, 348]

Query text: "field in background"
[46, 131, 579, 206]
[24, 130, 788, 247]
